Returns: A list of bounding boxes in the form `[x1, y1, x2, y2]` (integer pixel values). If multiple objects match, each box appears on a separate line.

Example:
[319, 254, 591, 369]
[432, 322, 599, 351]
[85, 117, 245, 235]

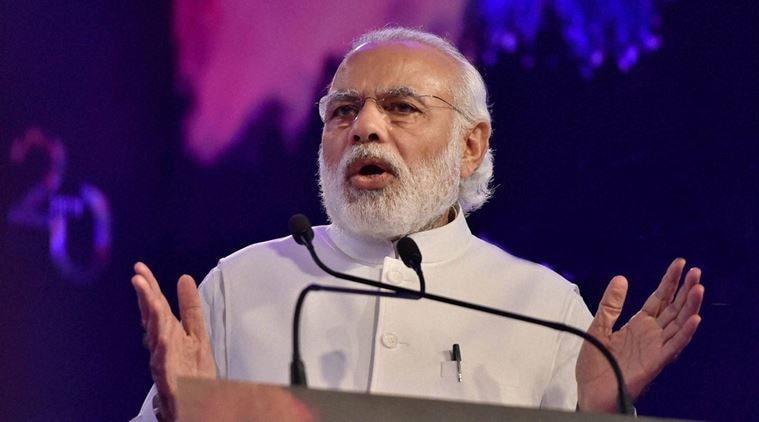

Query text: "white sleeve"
[198, 266, 228, 378]
[130, 267, 227, 420]
[540, 285, 594, 410]
[130, 385, 159, 421]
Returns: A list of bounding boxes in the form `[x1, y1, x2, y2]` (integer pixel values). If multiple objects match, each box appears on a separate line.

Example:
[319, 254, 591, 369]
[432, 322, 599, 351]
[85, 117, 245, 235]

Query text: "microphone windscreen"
[397, 237, 422, 268]
[289, 214, 314, 245]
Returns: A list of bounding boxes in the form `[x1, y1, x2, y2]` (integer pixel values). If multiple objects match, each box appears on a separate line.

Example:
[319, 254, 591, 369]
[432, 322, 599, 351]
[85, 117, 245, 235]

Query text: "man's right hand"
[131, 262, 217, 421]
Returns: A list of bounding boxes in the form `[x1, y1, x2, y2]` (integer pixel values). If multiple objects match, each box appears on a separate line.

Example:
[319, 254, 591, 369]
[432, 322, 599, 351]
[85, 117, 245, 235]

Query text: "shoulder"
[198, 225, 330, 285]
[219, 225, 329, 265]
[459, 235, 590, 324]
[467, 236, 580, 295]
[196, 226, 331, 307]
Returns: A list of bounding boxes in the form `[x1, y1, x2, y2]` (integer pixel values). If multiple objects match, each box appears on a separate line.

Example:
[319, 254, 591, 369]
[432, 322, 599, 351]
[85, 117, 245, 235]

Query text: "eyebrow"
[325, 89, 361, 100]
[326, 86, 421, 99]
[379, 86, 419, 97]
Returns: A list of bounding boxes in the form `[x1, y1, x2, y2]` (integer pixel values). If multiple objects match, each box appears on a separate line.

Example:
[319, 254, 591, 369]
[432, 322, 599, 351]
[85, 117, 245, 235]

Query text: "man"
[132, 27, 704, 421]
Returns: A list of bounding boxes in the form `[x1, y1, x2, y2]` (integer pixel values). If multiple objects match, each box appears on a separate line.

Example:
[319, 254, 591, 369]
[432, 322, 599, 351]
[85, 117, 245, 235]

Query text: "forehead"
[330, 41, 460, 98]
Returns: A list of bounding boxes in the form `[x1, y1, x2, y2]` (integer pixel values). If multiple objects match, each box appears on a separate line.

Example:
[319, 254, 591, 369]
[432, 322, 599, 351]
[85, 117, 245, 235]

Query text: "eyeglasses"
[317, 88, 470, 126]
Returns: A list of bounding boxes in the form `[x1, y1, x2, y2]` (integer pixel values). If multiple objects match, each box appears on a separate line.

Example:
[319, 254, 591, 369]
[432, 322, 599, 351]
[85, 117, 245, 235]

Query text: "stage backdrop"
[1, 1, 756, 420]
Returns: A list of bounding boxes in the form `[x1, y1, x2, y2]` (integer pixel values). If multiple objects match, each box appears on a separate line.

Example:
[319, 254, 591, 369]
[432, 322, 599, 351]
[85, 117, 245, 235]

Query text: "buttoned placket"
[367, 256, 420, 391]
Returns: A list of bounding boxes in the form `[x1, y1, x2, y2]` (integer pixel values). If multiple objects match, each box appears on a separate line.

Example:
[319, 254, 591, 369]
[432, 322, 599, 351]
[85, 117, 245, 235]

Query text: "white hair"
[345, 27, 495, 213]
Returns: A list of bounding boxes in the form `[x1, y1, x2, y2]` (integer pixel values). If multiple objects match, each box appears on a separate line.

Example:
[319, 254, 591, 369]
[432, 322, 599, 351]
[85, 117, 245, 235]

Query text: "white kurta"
[134, 211, 593, 420]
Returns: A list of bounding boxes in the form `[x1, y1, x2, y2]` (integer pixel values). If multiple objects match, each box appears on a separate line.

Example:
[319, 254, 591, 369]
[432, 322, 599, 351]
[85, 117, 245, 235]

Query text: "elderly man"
[132, 27, 704, 421]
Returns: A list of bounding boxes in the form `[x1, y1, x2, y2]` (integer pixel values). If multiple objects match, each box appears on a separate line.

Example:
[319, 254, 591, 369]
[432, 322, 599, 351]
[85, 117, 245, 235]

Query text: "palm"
[132, 262, 217, 420]
[151, 306, 216, 393]
[576, 259, 704, 413]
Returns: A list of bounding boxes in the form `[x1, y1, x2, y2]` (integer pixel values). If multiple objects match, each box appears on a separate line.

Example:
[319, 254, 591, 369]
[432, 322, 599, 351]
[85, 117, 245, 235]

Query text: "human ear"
[460, 120, 491, 178]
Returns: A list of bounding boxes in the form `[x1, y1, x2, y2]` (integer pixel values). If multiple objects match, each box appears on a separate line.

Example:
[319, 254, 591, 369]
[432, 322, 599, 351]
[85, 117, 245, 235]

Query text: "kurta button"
[381, 332, 399, 349]
[386, 270, 403, 285]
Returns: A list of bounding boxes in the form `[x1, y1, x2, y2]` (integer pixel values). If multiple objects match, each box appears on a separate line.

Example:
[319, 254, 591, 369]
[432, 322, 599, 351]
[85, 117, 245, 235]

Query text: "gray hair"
[345, 27, 495, 214]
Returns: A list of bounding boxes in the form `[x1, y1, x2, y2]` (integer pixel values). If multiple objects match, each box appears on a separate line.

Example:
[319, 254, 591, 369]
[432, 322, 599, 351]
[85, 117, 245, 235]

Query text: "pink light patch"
[174, 0, 466, 165]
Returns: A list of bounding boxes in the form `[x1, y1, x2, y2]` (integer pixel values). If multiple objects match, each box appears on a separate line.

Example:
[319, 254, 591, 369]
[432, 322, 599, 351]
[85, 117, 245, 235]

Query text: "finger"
[145, 285, 179, 351]
[676, 283, 705, 327]
[673, 267, 701, 310]
[132, 270, 173, 329]
[145, 294, 164, 350]
[641, 258, 685, 316]
[662, 314, 702, 362]
[131, 274, 152, 327]
[149, 326, 177, 417]
[177, 275, 208, 339]
[662, 284, 705, 342]
[134, 262, 175, 313]
[589, 276, 629, 336]
[134, 261, 162, 294]
[657, 267, 701, 327]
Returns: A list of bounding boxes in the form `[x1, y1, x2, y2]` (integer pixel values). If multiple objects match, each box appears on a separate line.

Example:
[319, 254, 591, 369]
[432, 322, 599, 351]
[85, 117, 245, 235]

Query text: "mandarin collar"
[325, 206, 472, 265]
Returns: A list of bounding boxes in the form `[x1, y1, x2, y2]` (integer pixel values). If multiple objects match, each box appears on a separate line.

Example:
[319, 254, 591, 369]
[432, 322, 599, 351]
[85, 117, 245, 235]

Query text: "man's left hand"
[576, 258, 705, 412]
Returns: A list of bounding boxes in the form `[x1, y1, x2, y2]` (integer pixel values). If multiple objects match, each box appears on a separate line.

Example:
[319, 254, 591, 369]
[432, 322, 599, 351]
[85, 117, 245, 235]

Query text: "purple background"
[1, 1, 757, 420]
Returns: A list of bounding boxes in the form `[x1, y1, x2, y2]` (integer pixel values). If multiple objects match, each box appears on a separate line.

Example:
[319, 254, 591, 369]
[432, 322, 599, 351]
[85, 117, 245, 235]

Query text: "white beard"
[319, 136, 462, 241]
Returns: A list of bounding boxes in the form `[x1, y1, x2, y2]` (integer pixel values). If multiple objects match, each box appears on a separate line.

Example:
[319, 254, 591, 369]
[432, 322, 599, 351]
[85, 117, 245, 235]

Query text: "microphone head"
[397, 237, 422, 269]
[289, 214, 314, 246]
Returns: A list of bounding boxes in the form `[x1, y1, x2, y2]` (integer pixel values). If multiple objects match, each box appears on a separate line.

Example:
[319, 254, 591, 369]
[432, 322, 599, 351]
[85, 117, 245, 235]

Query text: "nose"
[350, 98, 385, 143]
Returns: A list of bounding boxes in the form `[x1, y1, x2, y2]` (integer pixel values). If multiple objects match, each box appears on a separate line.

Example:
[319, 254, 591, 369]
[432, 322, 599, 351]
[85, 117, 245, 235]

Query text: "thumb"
[590, 276, 629, 336]
[177, 275, 207, 338]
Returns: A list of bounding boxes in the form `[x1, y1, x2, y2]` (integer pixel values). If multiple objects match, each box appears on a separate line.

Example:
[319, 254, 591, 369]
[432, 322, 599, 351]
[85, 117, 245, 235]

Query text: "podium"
[176, 377, 697, 422]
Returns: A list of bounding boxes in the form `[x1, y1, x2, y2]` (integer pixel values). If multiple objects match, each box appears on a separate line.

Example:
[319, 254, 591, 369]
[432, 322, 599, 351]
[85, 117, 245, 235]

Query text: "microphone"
[286, 214, 633, 414]
[291, 285, 410, 386]
[287, 214, 424, 387]
[397, 236, 425, 294]
[289, 213, 314, 245]
[286, 214, 424, 297]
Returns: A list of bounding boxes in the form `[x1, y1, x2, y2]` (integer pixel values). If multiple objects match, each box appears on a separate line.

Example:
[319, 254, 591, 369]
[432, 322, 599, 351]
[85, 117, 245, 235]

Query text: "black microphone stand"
[291, 285, 416, 386]
[288, 214, 634, 414]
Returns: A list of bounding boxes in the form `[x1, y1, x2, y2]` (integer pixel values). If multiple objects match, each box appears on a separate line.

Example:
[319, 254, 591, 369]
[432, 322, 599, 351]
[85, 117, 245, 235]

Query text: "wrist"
[152, 393, 173, 422]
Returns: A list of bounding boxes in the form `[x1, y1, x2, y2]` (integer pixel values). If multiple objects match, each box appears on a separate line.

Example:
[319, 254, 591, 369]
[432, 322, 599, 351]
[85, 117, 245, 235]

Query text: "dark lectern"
[176, 377, 697, 422]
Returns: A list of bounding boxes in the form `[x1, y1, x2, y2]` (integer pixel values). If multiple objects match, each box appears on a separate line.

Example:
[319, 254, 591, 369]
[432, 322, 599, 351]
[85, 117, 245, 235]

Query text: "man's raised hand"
[131, 262, 217, 421]
[576, 258, 704, 412]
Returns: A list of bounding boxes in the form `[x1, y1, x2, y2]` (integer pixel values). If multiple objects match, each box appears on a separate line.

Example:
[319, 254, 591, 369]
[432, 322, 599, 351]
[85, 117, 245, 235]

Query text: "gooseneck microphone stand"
[287, 214, 633, 414]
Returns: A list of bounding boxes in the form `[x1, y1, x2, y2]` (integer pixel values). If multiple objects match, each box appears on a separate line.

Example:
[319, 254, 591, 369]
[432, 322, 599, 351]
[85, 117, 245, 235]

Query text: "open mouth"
[347, 158, 394, 178]
[358, 164, 387, 176]
[346, 158, 395, 189]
